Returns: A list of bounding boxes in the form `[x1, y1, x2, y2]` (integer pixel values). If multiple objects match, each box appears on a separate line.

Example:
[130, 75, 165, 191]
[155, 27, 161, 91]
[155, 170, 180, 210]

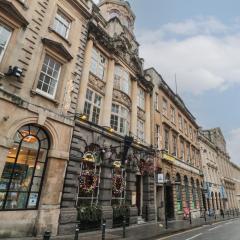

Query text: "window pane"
[31, 177, 41, 192]
[5, 192, 28, 209]
[0, 24, 12, 61]
[0, 192, 6, 209]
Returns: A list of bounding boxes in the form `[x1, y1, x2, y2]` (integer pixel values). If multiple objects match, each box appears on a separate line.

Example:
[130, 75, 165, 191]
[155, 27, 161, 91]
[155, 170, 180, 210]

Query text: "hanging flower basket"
[112, 174, 125, 195]
[79, 170, 98, 193]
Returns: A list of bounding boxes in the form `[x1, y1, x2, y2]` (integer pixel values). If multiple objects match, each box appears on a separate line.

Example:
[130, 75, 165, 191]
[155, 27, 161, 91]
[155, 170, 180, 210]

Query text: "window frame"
[137, 87, 145, 110]
[154, 92, 159, 111]
[36, 54, 62, 99]
[90, 47, 107, 80]
[170, 106, 176, 123]
[53, 10, 71, 39]
[0, 125, 49, 211]
[114, 65, 131, 95]
[137, 119, 145, 142]
[83, 88, 102, 125]
[110, 103, 130, 135]
[162, 98, 168, 116]
[0, 23, 12, 63]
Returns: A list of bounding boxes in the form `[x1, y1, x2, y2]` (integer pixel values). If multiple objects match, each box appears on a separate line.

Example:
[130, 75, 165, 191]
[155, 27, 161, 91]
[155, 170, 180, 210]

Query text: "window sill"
[31, 89, 59, 105]
[48, 27, 72, 47]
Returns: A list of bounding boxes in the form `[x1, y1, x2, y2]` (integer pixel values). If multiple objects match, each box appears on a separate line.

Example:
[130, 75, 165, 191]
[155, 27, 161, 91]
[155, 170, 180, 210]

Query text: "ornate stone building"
[59, 0, 155, 235]
[0, 0, 92, 237]
[145, 68, 203, 222]
[200, 128, 239, 212]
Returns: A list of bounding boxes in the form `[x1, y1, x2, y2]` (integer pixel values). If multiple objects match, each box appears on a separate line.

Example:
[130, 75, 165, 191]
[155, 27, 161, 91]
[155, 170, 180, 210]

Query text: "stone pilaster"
[142, 175, 156, 221]
[126, 167, 138, 225]
[98, 158, 113, 228]
[101, 58, 115, 126]
[130, 80, 138, 136]
[77, 38, 94, 114]
[145, 93, 151, 145]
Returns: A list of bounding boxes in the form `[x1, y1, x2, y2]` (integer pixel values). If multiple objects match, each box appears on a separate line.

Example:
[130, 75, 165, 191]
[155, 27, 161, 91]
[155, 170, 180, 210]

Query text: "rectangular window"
[83, 88, 102, 124]
[110, 104, 129, 135]
[90, 47, 107, 80]
[189, 126, 193, 140]
[184, 120, 188, 135]
[164, 128, 169, 151]
[178, 114, 183, 130]
[186, 143, 191, 163]
[137, 88, 145, 110]
[36, 55, 61, 98]
[154, 93, 159, 111]
[155, 124, 161, 149]
[180, 139, 184, 160]
[162, 98, 168, 116]
[0, 24, 12, 62]
[137, 119, 145, 142]
[170, 106, 175, 123]
[172, 134, 177, 156]
[53, 11, 71, 38]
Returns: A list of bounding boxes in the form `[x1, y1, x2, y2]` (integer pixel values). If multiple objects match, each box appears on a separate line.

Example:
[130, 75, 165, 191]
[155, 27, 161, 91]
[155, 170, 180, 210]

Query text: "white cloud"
[227, 128, 240, 165]
[137, 17, 240, 95]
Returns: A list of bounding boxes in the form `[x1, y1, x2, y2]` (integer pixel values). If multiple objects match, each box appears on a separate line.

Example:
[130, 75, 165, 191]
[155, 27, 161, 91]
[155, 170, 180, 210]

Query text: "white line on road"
[185, 233, 203, 240]
[208, 225, 223, 231]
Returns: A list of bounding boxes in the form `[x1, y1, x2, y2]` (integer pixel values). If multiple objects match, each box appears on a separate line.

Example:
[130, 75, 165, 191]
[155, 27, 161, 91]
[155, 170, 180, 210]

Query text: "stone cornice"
[42, 38, 73, 61]
[0, 0, 29, 27]
[68, 0, 92, 20]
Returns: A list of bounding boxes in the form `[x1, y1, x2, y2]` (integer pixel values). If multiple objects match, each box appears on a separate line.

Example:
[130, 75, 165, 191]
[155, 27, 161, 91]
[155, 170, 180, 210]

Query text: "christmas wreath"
[112, 174, 125, 195]
[79, 170, 98, 193]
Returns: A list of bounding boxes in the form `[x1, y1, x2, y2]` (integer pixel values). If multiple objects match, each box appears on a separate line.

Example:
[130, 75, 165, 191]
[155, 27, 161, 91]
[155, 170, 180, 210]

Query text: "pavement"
[155, 218, 240, 240]
[1, 215, 239, 240]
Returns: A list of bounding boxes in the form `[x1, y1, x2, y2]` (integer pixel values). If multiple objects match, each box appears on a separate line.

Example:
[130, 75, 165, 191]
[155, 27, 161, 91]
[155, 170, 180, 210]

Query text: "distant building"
[146, 68, 204, 221]
[199, 128, 239, 212]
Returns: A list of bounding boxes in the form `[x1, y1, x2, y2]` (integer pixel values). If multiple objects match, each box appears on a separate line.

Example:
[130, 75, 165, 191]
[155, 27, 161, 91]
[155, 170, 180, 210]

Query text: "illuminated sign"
[163, 153, 175, 162]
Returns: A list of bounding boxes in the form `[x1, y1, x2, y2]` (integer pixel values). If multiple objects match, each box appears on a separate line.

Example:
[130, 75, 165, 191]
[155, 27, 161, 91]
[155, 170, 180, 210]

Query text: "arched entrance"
[165, 173, 174, 219]
[0, 124, 49, 210]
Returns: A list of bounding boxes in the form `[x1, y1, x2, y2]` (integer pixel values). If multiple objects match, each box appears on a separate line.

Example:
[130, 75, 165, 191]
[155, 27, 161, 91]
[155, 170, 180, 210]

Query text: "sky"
[94, 0, 240, 165]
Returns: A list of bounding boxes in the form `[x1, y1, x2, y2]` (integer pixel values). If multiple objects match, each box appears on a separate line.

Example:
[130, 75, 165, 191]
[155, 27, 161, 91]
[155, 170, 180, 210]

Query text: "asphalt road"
[157, 218, 240, 240]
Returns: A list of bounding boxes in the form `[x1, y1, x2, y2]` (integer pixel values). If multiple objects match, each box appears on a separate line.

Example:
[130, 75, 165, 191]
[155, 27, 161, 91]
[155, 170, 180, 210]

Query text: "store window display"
[0, 125, 49, 210]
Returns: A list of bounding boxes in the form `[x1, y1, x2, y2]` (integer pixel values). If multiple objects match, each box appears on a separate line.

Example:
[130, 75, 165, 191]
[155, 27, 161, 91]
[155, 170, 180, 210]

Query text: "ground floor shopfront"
[58, 120, 156, 235]
[155, 154, 204, 223]
[0, 95, 73, 238]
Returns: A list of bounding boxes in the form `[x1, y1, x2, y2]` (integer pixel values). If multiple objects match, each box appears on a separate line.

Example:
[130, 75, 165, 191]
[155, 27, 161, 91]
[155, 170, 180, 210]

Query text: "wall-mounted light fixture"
[5, 66, 23, 78]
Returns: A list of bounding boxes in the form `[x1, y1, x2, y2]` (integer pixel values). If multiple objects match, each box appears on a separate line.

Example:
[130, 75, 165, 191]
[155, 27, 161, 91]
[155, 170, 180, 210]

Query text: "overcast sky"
[94, 0, 240, 165]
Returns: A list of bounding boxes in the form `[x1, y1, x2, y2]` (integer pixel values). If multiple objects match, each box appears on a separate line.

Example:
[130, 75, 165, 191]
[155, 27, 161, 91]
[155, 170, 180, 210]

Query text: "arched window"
[109, 9, 120, 20]
[175, 173, 182, 211]
[0, 125, 49, 210]
[191, 178, 197, 209]
[211, 192, 215, 210]
[184, 176, 190, 208]
[215, 192, 219, 210]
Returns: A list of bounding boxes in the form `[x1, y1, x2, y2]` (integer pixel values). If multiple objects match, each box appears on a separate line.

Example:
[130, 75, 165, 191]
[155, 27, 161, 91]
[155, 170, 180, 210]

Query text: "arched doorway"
[184, 176, 190, 208]
[165, 173, 174, 219]
[0, 124, 49, 210]
[175, 173, 182, 212]
[211, 192, 215, 211]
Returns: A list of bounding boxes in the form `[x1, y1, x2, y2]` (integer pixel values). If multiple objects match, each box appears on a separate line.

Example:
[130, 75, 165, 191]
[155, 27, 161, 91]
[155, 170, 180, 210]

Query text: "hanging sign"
[157, 173, 164, 184]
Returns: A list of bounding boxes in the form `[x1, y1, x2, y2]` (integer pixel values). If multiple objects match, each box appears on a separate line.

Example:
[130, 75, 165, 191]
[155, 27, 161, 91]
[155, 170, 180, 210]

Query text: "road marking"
[208, 225, 222, 231]
[157, 227, 204, 239]
[185, 233, 203, 240]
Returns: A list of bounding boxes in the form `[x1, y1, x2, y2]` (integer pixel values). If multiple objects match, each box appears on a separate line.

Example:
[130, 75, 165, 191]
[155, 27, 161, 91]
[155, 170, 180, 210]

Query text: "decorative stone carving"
[137, 107, 145, 121]
[88, 73, 106, 94]
[112, 89, 132, 110]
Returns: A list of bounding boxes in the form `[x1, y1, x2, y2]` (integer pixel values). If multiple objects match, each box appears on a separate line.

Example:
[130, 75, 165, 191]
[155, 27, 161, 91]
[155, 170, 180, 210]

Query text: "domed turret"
[98, 0, 135, 33]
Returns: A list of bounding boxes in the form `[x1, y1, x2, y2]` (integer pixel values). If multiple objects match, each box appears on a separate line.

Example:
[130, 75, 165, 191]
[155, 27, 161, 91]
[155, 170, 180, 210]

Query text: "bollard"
[43, 231, 51, 240]
[102, 219, 106, 240]
[204, 210, 207, 223]
[123, 215, 126, 238]
[74, 223, 80, 240]
[189, 212, 192, 225]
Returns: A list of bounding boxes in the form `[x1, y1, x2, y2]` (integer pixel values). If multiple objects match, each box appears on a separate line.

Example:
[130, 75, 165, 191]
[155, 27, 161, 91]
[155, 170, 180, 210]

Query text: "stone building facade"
[0, 0, 92, 237]
[231, 162, 240, 210]
[145, 68, 203, 222]
[200, 128, 239, 212]
[59, 0, 156, 235]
